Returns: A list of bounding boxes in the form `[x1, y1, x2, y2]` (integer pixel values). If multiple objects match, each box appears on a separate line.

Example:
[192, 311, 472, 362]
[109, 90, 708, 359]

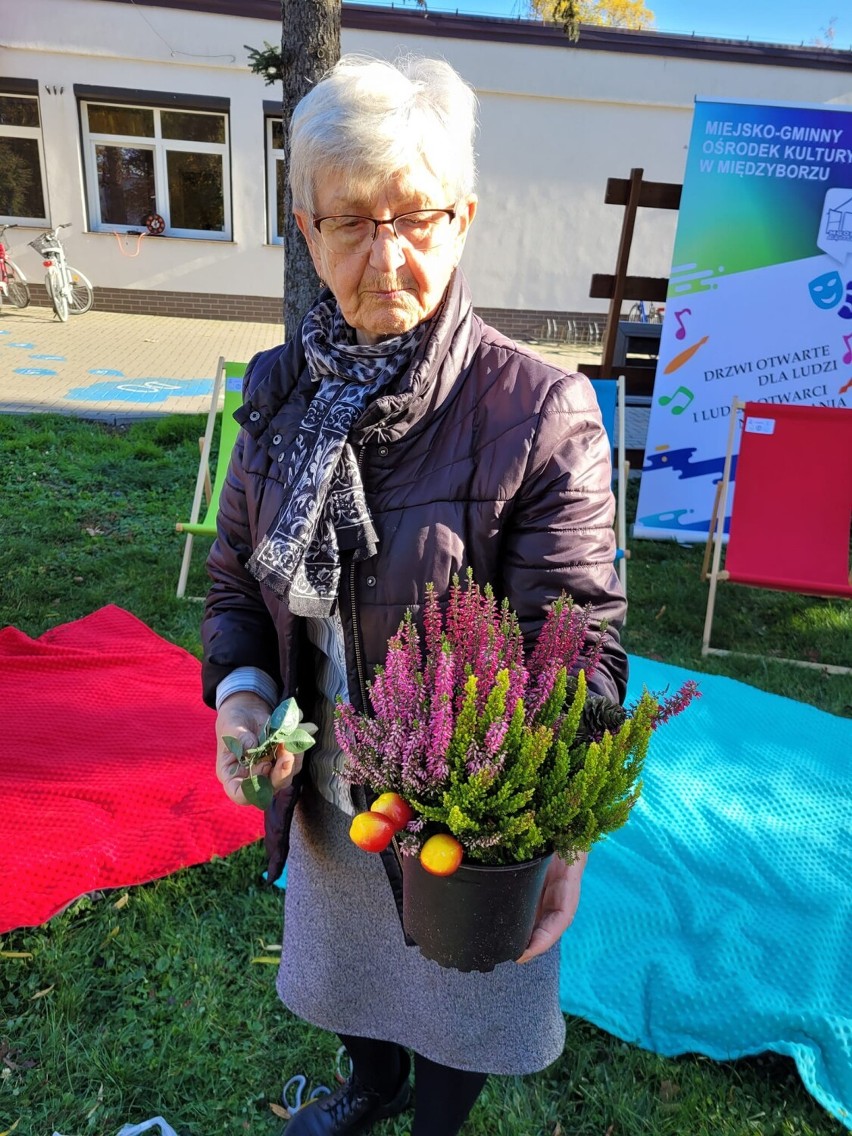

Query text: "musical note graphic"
[658, 386, 695, 415]
[842, 333, 852, 365]
[674, 308, 692, 340]
[664, 336, 710, 374]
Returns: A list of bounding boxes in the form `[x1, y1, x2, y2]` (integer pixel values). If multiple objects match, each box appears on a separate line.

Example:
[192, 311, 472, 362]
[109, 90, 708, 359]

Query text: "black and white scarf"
[246, 297, 426, 616]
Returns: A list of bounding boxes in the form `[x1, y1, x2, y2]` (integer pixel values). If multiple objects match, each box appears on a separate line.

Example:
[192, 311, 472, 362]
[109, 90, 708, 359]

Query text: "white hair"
[289, 54, 478, 213]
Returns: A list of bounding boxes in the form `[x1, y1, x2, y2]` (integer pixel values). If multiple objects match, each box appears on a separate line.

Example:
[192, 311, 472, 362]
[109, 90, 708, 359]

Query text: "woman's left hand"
[516, 851, 588, 964]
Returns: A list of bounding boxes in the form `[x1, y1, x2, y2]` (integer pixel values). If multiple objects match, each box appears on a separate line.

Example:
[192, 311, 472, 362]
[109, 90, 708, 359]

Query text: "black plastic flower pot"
[401, 852, 552, 973]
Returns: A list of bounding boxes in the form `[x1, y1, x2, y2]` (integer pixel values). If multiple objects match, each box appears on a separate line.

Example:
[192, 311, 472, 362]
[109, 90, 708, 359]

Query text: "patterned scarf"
[246, 296, 426, 616]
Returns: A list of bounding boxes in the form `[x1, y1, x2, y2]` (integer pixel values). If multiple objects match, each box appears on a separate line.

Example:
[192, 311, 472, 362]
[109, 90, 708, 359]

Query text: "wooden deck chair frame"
[176, 357, 247, 599]
[702, 397, 852, 674]
[589, 376, 630, 593]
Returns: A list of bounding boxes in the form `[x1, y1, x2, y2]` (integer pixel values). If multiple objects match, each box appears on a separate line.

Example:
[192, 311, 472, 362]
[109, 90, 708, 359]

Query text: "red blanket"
[0, 606, 264, 933]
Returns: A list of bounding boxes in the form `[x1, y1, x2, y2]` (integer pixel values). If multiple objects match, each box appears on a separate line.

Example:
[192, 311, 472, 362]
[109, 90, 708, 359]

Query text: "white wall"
[4, 0, 852, 314]
[3, 1, 280, 298]
[352, 27, 852, 312]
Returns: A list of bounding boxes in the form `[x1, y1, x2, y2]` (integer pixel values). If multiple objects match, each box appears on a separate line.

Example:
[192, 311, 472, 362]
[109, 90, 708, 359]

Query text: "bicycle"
[0, 224, 31, 310]
[28, 223, 94, 322]
[627, 300, 663, 324]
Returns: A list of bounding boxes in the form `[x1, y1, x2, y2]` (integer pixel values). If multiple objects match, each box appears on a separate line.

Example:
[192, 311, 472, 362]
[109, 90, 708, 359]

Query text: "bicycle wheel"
[5, 261, 30, 308]
[47, 267, 69, 322]
[67, 266, 94, 315]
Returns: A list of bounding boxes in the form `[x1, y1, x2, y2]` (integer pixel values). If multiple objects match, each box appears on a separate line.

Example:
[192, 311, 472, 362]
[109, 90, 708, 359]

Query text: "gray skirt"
[276, 786, 566, 1075]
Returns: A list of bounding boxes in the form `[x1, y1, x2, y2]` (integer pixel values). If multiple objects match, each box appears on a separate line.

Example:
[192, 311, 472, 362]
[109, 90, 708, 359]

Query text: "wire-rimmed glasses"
[313, 207, 457, 255]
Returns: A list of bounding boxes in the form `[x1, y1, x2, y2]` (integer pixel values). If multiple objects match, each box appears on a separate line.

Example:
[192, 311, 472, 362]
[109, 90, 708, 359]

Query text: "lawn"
[1, 412, 849, 1136]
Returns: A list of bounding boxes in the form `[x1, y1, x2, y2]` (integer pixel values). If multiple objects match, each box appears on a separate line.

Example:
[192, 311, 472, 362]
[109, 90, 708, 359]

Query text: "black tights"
[339, 1033, 488, 1136]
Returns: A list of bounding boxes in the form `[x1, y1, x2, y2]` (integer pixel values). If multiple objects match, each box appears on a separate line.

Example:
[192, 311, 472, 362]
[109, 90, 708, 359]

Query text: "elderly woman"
[203, 54, 627, 1136]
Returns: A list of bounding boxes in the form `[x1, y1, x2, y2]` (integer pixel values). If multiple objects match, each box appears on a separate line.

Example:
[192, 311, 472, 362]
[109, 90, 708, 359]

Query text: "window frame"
[266, 115, 285, 246]
[0, 89, 49, 227]
[81, 99, 232, 241]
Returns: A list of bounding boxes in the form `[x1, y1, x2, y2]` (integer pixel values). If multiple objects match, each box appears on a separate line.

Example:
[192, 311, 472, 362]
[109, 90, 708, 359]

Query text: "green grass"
[1, 413, 849, 1136]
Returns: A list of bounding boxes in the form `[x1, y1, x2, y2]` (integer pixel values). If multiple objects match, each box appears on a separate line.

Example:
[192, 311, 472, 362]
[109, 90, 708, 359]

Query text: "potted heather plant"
[335, 573, 699, 972]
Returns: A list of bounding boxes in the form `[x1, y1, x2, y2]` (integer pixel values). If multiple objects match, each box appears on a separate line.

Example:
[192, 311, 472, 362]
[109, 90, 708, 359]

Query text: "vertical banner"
[636, 97, 852, 541]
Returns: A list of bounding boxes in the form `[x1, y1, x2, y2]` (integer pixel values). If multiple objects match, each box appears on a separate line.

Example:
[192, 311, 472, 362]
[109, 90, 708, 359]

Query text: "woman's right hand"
[215, 691, 304, 806]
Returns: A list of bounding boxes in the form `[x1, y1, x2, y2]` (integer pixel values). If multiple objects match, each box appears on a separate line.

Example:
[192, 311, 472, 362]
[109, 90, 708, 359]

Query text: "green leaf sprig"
[223, 697, 317, 810]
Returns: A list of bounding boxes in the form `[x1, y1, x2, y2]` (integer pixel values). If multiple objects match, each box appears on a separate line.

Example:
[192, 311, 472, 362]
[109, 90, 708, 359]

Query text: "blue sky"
[364, 1, 848, 50]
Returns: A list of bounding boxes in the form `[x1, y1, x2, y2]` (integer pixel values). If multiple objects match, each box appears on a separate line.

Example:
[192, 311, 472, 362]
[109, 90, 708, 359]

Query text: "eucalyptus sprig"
[223, 697, 317, 809]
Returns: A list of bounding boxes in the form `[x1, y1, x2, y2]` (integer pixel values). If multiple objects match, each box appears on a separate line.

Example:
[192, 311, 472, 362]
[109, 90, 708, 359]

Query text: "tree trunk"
[281, 0, 341, 337]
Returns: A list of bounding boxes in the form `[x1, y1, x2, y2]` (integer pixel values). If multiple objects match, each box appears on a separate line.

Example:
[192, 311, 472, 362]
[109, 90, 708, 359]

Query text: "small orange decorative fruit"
[370, 792, 415, 831]
[419, 833, 464, 876]
[349, 810, 396, 853]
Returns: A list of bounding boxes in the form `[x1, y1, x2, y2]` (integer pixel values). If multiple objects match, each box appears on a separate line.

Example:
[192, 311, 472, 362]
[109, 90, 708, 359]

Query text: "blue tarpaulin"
[561, 657, 852, 1130]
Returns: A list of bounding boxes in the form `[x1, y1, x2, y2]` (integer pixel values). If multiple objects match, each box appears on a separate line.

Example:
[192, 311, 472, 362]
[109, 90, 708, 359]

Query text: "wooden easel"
[581, 168, 681, 465]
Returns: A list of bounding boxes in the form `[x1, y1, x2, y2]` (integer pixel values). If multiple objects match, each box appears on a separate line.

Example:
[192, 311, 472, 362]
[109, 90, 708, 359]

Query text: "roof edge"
[94, 0, 852, 73]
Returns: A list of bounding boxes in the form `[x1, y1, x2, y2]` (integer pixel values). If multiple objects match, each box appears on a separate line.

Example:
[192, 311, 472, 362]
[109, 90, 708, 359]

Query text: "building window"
[82, 101, 231, 239]
[0, 93, 48, 225]
[267, 117, 285, 245]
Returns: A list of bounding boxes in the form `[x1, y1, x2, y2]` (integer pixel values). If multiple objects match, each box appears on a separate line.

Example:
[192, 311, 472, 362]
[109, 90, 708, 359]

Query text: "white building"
[2, 0, 851, 335]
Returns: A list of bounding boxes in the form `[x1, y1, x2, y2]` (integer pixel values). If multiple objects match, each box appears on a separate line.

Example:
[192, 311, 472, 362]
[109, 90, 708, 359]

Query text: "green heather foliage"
[416, 673, 658, 863]
[0, 414, 849, 1135]
[337, 576, 697, 865]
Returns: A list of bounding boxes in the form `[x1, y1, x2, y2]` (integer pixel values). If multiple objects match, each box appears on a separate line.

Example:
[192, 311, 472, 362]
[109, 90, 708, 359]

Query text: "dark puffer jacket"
[202, 271, 628, 888]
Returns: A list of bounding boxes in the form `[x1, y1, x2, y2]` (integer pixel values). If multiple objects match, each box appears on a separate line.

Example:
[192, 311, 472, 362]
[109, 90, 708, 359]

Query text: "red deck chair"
[702, 398, 852, 674]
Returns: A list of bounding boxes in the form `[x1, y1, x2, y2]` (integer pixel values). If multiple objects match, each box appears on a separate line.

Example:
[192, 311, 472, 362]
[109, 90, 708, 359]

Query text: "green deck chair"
[176, 357, 247, 598]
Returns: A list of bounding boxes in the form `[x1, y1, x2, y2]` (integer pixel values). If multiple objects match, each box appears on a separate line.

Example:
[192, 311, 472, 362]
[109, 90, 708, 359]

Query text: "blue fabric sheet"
[560, 656, 852, 1130]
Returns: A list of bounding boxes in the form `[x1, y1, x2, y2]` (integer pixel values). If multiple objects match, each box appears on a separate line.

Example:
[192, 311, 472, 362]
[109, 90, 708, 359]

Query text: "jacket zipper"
[349, 443, 369, 709]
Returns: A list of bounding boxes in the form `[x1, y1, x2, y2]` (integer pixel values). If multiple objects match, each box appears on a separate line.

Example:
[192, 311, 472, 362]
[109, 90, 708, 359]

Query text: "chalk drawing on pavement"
[66, 379, 214, 404]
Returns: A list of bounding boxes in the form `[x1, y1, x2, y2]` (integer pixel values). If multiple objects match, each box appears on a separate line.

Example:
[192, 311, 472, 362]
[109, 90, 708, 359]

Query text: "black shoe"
[283, 1054, 412, 1135]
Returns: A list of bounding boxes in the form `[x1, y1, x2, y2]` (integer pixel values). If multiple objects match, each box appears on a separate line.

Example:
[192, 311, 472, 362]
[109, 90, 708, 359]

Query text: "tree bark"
[281, 0, 341, 337]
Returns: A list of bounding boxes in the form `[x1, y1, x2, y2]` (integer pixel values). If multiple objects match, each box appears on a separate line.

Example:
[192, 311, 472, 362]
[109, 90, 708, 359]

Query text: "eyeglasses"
[312, 207, 457, 255]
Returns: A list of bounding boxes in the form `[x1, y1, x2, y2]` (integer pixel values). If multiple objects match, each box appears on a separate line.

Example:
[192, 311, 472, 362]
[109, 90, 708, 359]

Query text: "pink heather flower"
[528, 599, 594, 681]
[465, 740, 505, 780]
[397, 830, 424, 857]
[333, 573, 700, 866]
[445, 575, 464, 651]
[441, 580, 527, 719]
[484, 718, 509, 755]
[524, 658, 567, 721]
[375, 634, 424, 730]
[399, 614, 423, 680]
[422, 584, 444, 678]
[578, 626, 606, 680]
[366, 666, 390, 722]
[651, 680, 701, 728]
[399, 717, 429, 795]
[506, 658, 529, 716]
[465, 829, 508, 853]
[336, 575, 622, 803]
[424, 649, 454, 783]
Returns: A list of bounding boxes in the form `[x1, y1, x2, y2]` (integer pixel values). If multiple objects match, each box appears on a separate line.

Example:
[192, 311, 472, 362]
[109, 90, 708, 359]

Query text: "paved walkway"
[0, 305, 285, 419]
[0, 303, 601, 421]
